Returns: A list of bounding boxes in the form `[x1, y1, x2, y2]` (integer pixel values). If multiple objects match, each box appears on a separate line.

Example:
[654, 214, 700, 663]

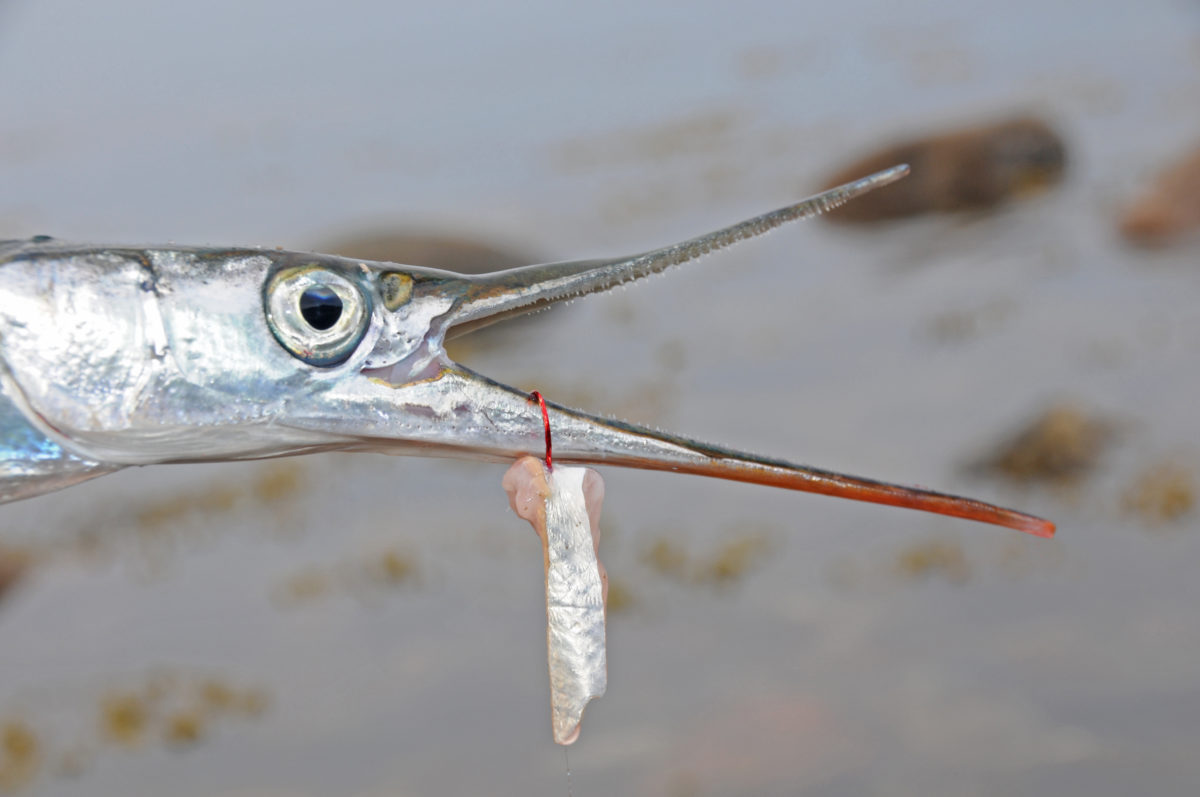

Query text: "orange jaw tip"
[1017, 517, 1057, 539]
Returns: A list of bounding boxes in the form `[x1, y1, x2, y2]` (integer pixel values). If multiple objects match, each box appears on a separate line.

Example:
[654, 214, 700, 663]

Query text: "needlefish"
[0, 164, 1053, 541]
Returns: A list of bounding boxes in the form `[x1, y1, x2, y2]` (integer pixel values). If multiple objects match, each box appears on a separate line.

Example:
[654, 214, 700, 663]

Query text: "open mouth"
[351, 165, 1054, 538]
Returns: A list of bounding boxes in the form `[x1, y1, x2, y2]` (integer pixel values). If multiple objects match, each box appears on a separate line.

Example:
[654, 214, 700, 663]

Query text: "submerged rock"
[1123, 460, 1196, 525]
[0, 546, 30, 606]
[1119, 143, 1200, 247]
[820, 116, 1066, 223]
[969, 402, 1113, 485]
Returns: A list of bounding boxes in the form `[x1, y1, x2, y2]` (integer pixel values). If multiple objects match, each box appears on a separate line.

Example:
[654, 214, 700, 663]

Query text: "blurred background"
[1, 0, 1199, 795]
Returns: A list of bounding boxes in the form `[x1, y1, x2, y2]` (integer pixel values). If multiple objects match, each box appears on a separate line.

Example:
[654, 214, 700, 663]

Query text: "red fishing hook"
[529, 391, 552, 470]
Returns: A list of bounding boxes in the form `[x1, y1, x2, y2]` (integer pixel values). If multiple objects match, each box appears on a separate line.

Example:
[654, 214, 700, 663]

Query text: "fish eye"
[265, 267, 370, 366]
[299, 286, 343, 330]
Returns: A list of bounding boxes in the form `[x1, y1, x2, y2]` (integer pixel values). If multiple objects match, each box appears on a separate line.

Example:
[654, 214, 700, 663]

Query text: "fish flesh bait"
[504, 456, 607, 745]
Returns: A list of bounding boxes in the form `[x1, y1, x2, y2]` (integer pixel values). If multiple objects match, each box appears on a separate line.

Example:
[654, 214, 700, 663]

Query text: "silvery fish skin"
[503, 457, 607, 745]
[0, 169, 1053, 538]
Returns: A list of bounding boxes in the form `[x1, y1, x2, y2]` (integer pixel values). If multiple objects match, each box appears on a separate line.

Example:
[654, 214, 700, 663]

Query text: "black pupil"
[299, 286, 344, 330]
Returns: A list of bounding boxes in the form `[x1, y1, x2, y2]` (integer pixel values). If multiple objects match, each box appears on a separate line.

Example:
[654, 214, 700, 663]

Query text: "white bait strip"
[503, 456, 607, 745]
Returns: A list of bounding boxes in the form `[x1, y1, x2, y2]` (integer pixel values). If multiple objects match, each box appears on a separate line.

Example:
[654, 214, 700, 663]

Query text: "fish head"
[0, 240, 475, 463]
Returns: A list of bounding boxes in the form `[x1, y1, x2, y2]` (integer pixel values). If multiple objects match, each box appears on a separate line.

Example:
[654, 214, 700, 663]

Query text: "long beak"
[356, 165, 1053, 538]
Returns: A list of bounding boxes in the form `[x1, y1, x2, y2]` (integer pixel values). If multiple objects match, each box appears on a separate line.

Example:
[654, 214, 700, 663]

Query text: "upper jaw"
[357, 165, 917, 383]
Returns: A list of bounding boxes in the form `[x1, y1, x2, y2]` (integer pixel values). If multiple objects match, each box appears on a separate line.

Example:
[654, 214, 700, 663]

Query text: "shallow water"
[1, 1, 1199, 795]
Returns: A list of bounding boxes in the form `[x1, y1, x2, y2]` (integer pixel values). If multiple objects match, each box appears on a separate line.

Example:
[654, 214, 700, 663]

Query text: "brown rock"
[1124, 460, 1195, 524]
[894, 538, 971, 584]
[0, 547, 30, 605]
[1119, 144, 1200, 247]
[971, 403, 1112, 485]
[820, 116, 1066, 223]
